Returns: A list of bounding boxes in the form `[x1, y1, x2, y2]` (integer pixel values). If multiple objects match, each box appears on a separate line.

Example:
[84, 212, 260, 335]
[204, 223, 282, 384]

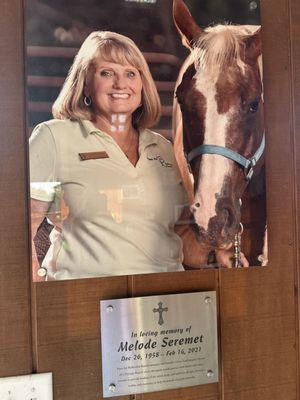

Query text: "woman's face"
[87, 58, 143, 123]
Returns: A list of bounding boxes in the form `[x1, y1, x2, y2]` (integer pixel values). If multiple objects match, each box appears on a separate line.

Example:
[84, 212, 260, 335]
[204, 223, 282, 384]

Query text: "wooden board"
[0, 0, 32, 378]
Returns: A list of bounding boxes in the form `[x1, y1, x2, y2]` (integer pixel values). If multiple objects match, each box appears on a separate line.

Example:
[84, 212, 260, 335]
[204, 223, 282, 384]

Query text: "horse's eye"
[249, 99, 260, 113]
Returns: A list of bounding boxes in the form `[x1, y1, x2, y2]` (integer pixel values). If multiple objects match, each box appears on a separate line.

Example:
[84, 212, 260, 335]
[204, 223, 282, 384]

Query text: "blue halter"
[186, 133, 265, 181]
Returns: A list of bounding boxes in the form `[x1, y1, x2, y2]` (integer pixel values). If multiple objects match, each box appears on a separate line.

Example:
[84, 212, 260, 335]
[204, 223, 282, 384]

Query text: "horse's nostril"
[195, 202, 200, 208]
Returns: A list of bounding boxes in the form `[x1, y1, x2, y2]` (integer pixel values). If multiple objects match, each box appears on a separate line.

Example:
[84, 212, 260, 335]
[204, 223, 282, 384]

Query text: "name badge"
[79, 151, 109, 160]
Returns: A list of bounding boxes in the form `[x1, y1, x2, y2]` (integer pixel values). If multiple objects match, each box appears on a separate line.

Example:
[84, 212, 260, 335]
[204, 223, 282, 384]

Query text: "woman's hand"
[215, 248, 249, 268]
[175, 206, 250, 269]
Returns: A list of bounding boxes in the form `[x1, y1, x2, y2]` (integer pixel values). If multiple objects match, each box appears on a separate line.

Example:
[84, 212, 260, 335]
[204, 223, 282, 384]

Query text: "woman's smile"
[109, 93, 131, 99]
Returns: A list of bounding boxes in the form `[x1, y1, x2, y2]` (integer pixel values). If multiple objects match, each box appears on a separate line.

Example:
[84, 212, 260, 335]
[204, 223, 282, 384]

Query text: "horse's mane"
[192, 24, 260, 72]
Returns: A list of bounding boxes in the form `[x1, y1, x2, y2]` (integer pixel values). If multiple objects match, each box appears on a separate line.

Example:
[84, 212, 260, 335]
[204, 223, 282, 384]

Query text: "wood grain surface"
[0, 0, 32, 378]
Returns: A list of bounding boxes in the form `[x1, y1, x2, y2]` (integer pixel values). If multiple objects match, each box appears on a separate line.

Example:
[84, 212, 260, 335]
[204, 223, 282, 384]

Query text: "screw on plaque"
[204, 296, 212, 304]
[106, 305, 114, 313]
[207, 370, 214, 378]
[109, 383, 116, 392]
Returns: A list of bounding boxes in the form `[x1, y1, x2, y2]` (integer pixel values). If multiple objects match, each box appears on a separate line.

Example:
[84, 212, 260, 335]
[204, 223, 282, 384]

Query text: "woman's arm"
[30, 198, 52, 281]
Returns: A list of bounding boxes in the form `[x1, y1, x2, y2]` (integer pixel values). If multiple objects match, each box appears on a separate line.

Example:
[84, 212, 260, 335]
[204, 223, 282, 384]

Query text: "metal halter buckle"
[244, 157, 257, 180]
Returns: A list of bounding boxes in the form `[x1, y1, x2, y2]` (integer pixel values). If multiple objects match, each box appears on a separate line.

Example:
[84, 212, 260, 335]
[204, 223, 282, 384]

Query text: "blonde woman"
[30, 31, 186, 280]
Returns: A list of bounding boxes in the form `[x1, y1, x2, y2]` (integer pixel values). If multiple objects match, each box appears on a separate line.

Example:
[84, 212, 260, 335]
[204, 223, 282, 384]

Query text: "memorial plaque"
[100, 291, 218, 397]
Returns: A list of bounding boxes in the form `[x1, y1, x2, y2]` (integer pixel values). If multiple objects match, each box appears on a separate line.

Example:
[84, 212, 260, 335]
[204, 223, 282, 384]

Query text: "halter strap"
[187, 133, 265, 181]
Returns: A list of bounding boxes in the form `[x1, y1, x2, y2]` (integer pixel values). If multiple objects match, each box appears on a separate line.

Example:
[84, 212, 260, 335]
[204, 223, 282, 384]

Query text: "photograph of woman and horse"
[28, 0, 267, 281]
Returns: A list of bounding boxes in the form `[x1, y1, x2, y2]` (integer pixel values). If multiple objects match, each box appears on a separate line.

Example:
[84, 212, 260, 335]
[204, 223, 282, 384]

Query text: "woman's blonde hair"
[52, 31, 161, 130]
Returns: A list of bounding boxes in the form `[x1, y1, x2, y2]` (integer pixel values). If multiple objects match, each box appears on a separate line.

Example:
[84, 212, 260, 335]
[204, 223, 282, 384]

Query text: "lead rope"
[233, 222, 244, 268]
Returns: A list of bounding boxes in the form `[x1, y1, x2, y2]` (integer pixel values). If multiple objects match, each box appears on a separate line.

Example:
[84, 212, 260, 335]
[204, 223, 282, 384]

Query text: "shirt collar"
[80, 119, 104, 136]
[138, 129, 159, 151]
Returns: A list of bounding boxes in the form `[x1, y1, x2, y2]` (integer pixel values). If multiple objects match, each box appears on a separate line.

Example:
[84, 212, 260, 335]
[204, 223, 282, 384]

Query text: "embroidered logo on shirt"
[147, 155, 172, 168]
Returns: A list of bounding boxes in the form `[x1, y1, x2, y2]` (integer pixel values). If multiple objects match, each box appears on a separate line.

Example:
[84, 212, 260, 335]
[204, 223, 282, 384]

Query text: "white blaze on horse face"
[193, 72, 232, 231]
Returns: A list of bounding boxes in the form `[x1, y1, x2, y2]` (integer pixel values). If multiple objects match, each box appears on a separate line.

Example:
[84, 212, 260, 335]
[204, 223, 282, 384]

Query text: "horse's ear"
[173, 0, 203, 49]
[244, 27, 262, 62]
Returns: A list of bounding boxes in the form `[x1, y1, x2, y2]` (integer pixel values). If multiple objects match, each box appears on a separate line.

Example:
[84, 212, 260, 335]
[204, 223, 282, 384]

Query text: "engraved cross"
[153, 302, 168, 325]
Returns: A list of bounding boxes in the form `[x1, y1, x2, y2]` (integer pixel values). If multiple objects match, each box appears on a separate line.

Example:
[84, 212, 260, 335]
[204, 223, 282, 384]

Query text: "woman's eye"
[100, 70, 112, 77]
[249, 99, 260, 113]
[127, 71, 136, 78]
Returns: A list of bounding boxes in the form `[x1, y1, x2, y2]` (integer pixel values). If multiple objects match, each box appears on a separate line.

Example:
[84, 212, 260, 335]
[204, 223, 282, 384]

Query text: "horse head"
[173, 0, 265, 250]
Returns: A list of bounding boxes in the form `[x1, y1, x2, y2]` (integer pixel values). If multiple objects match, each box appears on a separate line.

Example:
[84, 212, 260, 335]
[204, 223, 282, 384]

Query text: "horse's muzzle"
[191, 202, 240, 248]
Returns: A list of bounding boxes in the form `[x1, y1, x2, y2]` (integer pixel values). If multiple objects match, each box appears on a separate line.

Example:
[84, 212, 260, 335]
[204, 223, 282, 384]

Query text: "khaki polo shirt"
[30, 119, 186, 280]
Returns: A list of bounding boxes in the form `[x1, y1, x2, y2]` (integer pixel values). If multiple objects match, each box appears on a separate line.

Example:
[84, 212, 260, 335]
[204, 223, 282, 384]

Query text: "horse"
[172, 0, 267, 268]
